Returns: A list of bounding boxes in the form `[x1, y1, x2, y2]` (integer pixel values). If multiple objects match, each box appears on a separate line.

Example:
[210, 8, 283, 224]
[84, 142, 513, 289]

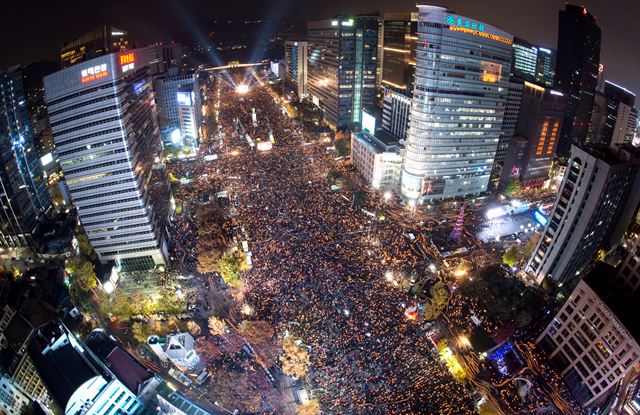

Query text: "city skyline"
[2, 0, 639, 95]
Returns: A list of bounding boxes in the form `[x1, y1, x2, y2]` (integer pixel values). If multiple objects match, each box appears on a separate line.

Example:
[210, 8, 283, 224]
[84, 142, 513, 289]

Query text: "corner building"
[44, 49, 169, 271]
[401, 5, 512, 201]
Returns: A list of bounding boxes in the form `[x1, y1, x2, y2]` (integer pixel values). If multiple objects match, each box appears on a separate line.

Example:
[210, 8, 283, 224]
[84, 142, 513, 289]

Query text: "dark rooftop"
[584, 263, 640, 342]
[28, 321, 103, 409]
[4, 313, 32, 352]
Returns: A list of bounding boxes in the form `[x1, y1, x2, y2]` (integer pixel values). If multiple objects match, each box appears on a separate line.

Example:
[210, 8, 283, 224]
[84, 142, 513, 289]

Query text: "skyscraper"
[380, 12, 418, 142]
[44, 48, 169, 271]
[60, 25, 129, 69]
[511, 37, 538, 82]
[499, 81, 565, 188]
[153, 72, 202, 150]
[400, 5, 512, 201]
[0, 67, 51, 247]
[525, 144, 640, 285]
[307, 16, 379, 130]
[284, 41, 308, 99]
[602, 81, 636, 147]
[494, 81, 524, 166]
[554, 5, 601, 160]
[535, 47, 555, 87]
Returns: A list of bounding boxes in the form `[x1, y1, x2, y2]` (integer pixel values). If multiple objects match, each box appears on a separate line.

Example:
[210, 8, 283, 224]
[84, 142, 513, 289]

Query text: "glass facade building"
[401, 5, 512, 201]
[44, 49, 169, 271]
[0, 67, 51, 247]
[535, 47, 555, 87]
[555, 5, 601, 160]
[61, 25, 129, 69]
[307, 16, 379, 130]
[153, 73, 202, 150]
[511, 37, 538, 81]
[284, 41, 308, 99]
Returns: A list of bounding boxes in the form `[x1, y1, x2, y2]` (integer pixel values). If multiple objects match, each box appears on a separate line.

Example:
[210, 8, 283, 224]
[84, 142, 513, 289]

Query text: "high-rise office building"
[60, 25, 129, 69]
[602, 81, 637, 147]
[537, 264, 640, 408]
[381, 88, 411, 141]
[511, 37, 538, 81]
[535, 46, 555, 87]
[381, 12, 417, 93]
[587, 91, 608, 144]
[494, 81, 524, 166]
[147, 42, 182, 76]
[400, 6, 512, 201]
[284, 41, 308, 99]
[380, 12, 417, 141]
[499, 81, 565, 188]
[44, 48, 169, 272]
[307, 16, 379, 130]
[554, 5, 601, 160]
[0, 67, 51, 248]
[525, 144, 640, 285]
[153, 72, 202, 150]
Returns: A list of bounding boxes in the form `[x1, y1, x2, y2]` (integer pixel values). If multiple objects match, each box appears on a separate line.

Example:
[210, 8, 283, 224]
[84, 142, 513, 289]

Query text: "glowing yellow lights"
[524, 81, 545, 92]
[457, 335, 472, 348]
[230, 150, 240, 156]
[236, 84, 249, 94]
[383, 47, 411, 54]
[449, 26, 512, 45]
[481, 73, 498, 83]
[382, 80, 407, 89]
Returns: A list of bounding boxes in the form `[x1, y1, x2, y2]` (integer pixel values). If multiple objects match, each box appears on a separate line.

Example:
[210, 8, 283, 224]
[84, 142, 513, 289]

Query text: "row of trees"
[422, 281, 450, 320]
[97, 287, 185, 321]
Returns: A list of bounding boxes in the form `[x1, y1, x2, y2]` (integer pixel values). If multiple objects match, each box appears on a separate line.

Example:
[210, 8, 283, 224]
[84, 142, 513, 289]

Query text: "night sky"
[3, 0, 639, 95]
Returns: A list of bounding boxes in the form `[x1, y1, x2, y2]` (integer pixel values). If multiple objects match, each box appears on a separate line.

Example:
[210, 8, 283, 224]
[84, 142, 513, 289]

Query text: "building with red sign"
[44, 48, 170, 271]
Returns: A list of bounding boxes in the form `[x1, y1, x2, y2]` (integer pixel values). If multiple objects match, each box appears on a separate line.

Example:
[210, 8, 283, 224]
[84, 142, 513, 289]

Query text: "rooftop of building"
[576, 143, 640, 166]
[28, 321, 106, 408]
[583, 263, 640, 342]
[3, 313, 32, 352]
[353, 130, 403, 154]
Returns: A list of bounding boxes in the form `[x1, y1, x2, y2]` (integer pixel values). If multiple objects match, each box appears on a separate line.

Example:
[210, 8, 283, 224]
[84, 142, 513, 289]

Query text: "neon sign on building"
[81, 64, 108, 83]
[119, 52, 135, 73]
[446, 15, 485, 32]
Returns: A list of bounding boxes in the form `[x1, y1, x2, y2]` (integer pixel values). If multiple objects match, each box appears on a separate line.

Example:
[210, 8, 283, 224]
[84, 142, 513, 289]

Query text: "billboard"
[177, 91, 192, 106]
[361, 111, 376, 133]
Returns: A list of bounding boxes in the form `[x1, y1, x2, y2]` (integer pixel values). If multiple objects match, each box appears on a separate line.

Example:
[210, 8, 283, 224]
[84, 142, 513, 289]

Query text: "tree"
[208, 316, 228, 337]
[208, 368, 261, 413]
[459, 265, 545, 328]
[187, 320, 202, 337]
[502, 178, 521, 197]
[352, 190, 367, 209]
[422, 282, 449, 320]
[195, 337, 223, 362]
[75, 231, 95, 258]
[522, 234, 540, 258]
[237, 320, 274, 345]
[157, 287, 185, 315]
[197, 249, 220, 274]
[131, 322, 154, 343]
[502, 246, 520, 268]
[334, 137, 350, 157]
[279, 338, 310, 379]
[297, 400, 321, 415]
[216, 251, 249, 288]
[51, 186, 65, 209]
[67, 257, 97, 292]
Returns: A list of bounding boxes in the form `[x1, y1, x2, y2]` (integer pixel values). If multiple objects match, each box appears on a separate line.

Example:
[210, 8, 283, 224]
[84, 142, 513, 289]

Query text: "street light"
[383, 191, 392, 201]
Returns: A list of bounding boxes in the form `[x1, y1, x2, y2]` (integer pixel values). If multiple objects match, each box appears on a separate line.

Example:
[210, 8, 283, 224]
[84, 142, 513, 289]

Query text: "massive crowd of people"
[165, 71, 477, 414]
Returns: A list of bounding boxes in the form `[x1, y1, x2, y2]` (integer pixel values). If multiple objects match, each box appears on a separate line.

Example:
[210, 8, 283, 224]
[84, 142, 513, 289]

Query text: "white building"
[44, 48, 170, 272]
[0, 375, 30, 415]
[153, 72, 203, 150]
[351, 131, 403, 190]
[537, 266, 640, 409]
[148, 332, 201, 372]
[525, 144, 640, 284]
[400, 6, 513, 201]
[284, 41, 308, 99]
[381, 88, 411, 141]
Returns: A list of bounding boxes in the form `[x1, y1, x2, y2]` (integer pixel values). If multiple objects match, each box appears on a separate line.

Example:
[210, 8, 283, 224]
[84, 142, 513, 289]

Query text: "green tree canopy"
[215, 251, 249, 288]
[502, 178, 521, 197]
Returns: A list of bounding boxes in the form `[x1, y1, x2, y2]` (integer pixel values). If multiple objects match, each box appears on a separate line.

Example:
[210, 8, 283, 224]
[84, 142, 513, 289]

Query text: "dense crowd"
[164, 72, 479, 414]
